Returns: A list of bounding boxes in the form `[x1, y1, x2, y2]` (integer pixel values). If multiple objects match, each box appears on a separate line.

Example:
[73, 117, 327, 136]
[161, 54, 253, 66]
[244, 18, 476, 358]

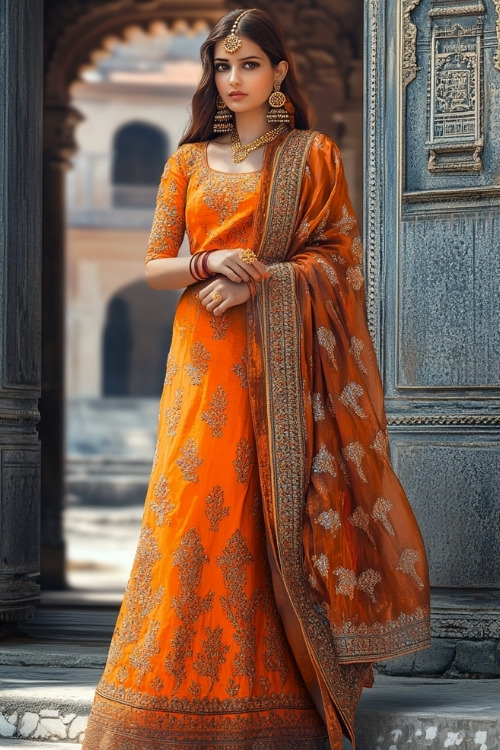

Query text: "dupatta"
[247, 130, 430, 747]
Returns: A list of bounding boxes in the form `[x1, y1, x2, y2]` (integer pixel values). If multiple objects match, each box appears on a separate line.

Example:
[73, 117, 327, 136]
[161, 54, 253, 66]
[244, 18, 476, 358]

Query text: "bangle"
[189, 254, 199, 280]
[201, 251, 212, 278]
[193, 253, 204, 280]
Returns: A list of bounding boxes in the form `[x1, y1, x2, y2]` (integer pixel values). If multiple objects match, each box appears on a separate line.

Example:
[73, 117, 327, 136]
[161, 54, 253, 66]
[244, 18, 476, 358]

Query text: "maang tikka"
[223, 9, 252, 54]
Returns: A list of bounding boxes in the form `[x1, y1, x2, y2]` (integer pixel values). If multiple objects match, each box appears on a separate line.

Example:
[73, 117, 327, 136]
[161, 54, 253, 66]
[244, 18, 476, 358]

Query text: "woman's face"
[213, 36, 287, 118]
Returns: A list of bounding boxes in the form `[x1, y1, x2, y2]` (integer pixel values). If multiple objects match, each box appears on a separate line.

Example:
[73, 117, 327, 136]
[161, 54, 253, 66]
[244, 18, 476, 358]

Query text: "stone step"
[0, 647, 498, 748]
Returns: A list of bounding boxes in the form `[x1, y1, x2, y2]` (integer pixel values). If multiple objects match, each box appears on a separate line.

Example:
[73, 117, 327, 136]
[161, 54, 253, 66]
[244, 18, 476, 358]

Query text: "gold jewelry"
[230, 124, 286, 163]
[223, 10, 252, 54]
[239, 249, 258, 264]
[267, 80, 290, 125]
[213, 95, 234, 134]
[212, 291, 222, 303]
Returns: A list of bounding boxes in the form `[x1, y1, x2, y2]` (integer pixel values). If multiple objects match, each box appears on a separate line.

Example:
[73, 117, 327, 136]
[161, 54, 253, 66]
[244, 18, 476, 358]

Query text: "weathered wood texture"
[0, 0, 43, 622]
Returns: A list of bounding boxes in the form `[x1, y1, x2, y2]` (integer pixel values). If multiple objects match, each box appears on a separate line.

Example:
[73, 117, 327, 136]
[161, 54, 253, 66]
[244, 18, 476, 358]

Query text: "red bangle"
[201, 251, 214, 278]
[193, 253, 204, 280]
[189, 254, 199, 280]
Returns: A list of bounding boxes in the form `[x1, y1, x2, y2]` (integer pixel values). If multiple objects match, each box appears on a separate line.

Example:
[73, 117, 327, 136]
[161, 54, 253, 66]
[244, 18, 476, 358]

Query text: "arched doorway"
[112, 122, 169, 208]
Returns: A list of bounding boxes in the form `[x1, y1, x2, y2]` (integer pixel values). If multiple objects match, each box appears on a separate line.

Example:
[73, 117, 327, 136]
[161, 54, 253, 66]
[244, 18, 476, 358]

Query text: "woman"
[82, 8, 430, 749]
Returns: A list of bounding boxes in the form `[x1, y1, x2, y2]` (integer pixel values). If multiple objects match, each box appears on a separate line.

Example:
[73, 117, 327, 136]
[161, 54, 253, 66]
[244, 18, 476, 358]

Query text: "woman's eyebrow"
[214, 55, 263, 62]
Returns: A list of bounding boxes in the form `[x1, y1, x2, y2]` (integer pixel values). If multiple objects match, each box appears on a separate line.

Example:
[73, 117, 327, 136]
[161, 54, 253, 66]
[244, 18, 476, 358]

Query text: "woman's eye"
[215, 63, 229, 72]
[244, 62, 259, 69]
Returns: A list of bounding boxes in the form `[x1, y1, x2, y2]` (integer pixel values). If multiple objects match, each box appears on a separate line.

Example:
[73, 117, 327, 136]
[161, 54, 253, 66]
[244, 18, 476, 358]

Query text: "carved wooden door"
[365, 0, 500, 667]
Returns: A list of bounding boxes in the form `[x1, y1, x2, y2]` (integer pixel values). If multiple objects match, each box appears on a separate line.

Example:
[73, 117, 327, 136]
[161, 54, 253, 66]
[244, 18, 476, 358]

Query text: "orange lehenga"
[82, 131, 430, 750]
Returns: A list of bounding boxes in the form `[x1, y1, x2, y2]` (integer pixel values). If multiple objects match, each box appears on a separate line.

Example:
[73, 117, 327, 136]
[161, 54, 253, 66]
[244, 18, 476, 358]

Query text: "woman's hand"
[199, 276, 251, 316]
[207, 249, 269, 283]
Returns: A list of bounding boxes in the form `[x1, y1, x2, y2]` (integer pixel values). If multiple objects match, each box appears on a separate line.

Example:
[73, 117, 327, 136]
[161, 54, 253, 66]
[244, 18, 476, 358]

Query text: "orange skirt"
[82, 285, 328, 749]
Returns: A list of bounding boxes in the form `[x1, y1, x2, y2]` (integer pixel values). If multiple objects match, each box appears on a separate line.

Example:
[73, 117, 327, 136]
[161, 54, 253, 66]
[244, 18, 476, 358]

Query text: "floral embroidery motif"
[310, 212, 329, 244]
[371, 430, 390, 461]
[209, 312, 231, 340]
[164, 353, 179, 385]
[339, 382, 367, 419]
[185, 341, 211, 385]
[317, 326, 338, 369]
[316, 256, 339, 287]
[397, 549, 424, 588]
[146, 156, 187, 261]
[356, 569, 382, 602]
[349, 336, 368, 374]
[166, 388, 183, 436]
[166, 529, 214, 693]
[201, 385, 228, 438]
[346, 265, 364, 291]
[231, 351, 248, 388]
[193, 625, 230, 690]
[333, 567, 356, 598]
[217, 530, 260, 687]
[233, 438, 253, 483]
[309, 573, 319, 590]
[342, 441, 368, 483]
[130, 620, 161, 681]
[312, 443, 337, 477]
[205, 485, 230, 532]
[177, 438, 203, 483]
[312, 553, 330, 579]
[349, 507, 375, 545]
[332, 204, 357, 235]
[351, 236, 363, 261]
[150, 675, 164, 692]
[312, 393, 326, 422]
[327, 393, 336, 416]
[315, 509, 341, 537]
[150, 474, 175, 526]
[372, 497, 395, 536]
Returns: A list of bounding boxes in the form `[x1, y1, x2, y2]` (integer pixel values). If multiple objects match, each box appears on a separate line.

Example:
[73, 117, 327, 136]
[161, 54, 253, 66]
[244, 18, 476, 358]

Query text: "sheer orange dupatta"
[246, 130, 430, 748]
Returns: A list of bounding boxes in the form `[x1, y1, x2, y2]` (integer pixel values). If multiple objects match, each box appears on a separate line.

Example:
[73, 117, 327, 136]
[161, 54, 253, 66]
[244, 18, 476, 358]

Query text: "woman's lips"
[229, 92, 247, 100]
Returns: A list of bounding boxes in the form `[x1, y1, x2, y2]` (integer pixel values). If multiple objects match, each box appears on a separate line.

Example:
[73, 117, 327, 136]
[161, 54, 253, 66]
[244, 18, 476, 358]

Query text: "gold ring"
[239, 248, 258, 264]
[212, 291, 222, 303]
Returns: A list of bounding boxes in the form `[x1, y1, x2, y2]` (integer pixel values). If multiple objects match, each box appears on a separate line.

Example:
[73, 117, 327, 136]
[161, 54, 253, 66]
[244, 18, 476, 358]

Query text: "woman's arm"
[145, 256, 197, 290]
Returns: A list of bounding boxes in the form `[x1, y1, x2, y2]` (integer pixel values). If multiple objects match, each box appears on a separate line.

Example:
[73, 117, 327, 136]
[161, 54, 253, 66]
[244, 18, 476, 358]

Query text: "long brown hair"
[179, 8, 312, 145]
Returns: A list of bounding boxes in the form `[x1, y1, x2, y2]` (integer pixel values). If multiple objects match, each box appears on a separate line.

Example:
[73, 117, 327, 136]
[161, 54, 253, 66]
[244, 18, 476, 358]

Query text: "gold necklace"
[230, 125, 286, 163]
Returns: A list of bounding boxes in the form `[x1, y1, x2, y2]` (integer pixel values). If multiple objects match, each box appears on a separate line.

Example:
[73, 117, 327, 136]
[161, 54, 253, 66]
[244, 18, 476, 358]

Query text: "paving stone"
[67, 716, 88, 741]
[0, 717, 15, 738]
[17, 712, 39, 738]
[38, 718, 68, 740]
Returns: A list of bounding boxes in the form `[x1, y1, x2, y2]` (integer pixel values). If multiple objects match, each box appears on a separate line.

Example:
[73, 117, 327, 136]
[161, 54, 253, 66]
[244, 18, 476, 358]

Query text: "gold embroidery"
[209, 312, 231, 340]
[190, 680, 202, 698]
[217, 530, 260, 687]
[231, 350, 248, 388]
[146, 155, 187, 261]
[176, 438, 203, 483]
[327, 393, 336, 416]
[397, 549, 424, 588]
[116, 666, 128, 684]
[166, 528, 214, 693]
[201, 385, 228, 438]
[130, 620, 161, 680]
[150, 474, 175, 526]
[312, 393, 326, 421]
[166, 388, 183, 436]
[372, 497, 395, 536]
[356, 569, 382, 603]
[334, 567, 381, 602]
[185, 341, 211, 386]
[315, 509, 341, 537]
[333, 567, 356, 598]
[371, 430, 390, 461]
[151, 676, 163, 692]
[193, 625, 230, 690]
[205, 485, 230, 532]
[164, 353, 179, 385]
[342, 441, 368, 483]
[346, 265, 364, 291]
[316, 255, 339, 287]
[349, 336, 368, 374]
[351, 236, 363, 262]
[225, 678, 240, 697]
[349, 506, 375, 545]
[233, 437, 253, 483]
[339, 382, 367, 419]
[309, 573, 319, 590]
[312, 443, 337, 476]
[317, 326, 338, 369]
[312, 553, 330, 579]
[332, 204, 357, 235]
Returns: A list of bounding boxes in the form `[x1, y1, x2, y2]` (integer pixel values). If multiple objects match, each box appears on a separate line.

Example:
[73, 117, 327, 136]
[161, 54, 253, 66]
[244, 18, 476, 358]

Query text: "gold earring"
[213, 95, 234, 134]
[267, 80, 289, 125]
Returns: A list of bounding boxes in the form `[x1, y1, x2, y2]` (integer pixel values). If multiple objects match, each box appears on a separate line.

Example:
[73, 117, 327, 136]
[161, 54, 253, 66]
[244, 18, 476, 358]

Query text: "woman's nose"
[229, 67, 241, 85]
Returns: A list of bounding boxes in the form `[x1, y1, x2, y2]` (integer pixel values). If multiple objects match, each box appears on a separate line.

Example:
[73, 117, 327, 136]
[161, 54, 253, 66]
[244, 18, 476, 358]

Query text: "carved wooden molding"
[365, 0, 380, 343]
[402, 0, 423, 88]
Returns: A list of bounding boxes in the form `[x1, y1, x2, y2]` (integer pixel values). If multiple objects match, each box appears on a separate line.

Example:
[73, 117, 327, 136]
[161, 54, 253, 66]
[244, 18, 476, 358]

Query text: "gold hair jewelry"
[223, 10, 252, 54]
[239, 249, 258, 264]
[267, 80, 290, 125]
[213, 95, 234, 134]
[212, 291, 223, 303]
[230, 124, 286, 163]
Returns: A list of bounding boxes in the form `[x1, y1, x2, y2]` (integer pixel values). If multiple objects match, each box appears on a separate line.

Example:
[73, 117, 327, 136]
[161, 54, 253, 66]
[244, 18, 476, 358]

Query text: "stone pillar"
[40, 105, 82, 589]
[0, 1, 43, 627]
